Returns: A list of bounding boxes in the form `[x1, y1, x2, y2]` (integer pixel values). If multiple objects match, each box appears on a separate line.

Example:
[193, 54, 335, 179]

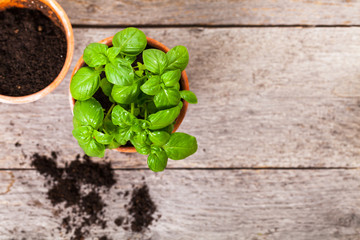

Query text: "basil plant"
[70, 27, 198, 172]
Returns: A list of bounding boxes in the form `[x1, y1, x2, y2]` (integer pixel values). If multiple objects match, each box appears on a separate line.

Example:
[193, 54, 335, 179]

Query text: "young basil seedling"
[70, 27, 198, 172]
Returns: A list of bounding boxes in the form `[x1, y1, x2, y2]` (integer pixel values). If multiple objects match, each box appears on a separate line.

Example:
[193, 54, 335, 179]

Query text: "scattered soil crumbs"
[0, 8, 67, 96]
[128, 185, 157, 232]
[113, 184, 160, 232]
[31, 152, 159, 239]
[99, 236, 109, 240]
[114, 216, 124, 226]
[31, 153, 115, 240]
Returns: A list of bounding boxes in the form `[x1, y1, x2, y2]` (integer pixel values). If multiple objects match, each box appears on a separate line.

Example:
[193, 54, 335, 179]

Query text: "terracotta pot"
[70, 36, 189, 153]
[0, 0, 74, 104]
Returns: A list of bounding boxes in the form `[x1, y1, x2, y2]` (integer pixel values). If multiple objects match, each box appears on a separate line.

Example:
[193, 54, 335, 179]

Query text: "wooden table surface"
[2, 0, 360, 239]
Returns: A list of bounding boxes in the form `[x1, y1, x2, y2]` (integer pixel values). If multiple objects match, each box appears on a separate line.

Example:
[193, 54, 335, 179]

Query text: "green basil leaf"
[166, 46, 189, 71]
[111, 81, 141, 104]
[136, 131, 148, 144]
[105, 58, 134, 86]
[133, 107, 141, 117]
[112, 27, 147, 56]
[135, 62, 146, 77]
[72, 126, 93, 143]
[154, 87, 181, 109]
[135, 93, 153, 107]
[107, 139, 121, 149]
[163, 132, 197, 160]
[70, 67, 100, 101]
[111, 105, 136, 127]
[139, 119, 150, 130]
[79, 138, 105, 158]
[180, 90, 198, 104]
[131, 133, 151, 155]
[143, 49, 168, 74]
[173, 82, 180, 91]
[158, 123, 175, 134]
[93, 130, 113, 144]
[148, 102, 182, 130]
[140, 75, 161, 95]
[73, 117, 82, 129]
[103, 116, 118, 135]
[134, 143, 151, 155]
[107, 47, 121, 59]
[146, 101, 158, 115]
[83, 43, 108, 67]
[161, 69, 181, 87]
[100, 77, 113, 97]
[124, 55, 137, 64]
[135, 71, 142, 77]
[114, 126, 133, 145]
[149, 131, 170, 146]
[73, 126, 105, 157]
[147, 146, 168, 172]
[73, 98, 104, 130]
[131, 119, 144, 133]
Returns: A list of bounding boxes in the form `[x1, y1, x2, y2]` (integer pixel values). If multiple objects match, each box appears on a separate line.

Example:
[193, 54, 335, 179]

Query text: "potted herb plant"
[69, 27, 198, 172]
[0, 0, 74, 104]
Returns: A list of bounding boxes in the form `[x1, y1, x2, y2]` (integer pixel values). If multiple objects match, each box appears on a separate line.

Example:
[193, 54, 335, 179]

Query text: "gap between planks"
[72, 24, 360, 29]
[0, 167, 359, 171]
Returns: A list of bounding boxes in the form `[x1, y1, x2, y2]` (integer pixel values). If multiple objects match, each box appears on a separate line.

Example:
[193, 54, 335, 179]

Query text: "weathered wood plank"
[56, 0, 360, 26]
[1, 169, 360, 239]
[1, 28, 360, 168]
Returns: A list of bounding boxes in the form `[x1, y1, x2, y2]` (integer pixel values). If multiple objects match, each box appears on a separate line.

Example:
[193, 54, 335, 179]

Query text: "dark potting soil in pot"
[0, 8, 67, 96]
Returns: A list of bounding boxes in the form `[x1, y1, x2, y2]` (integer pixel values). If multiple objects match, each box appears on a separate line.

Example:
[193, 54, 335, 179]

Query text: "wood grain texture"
[56, 0, 360, 26]
[1, 169, 360, 239]
[1, 28, 360, 169]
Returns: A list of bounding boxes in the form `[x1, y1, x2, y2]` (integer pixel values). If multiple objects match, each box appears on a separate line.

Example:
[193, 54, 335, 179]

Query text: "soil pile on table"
[32, 153, 115, 240]
[113, 184, 159, 232]
[0, 8, 66, 96]
[31, 152, 159, 239]
[128, 184, 157, 232]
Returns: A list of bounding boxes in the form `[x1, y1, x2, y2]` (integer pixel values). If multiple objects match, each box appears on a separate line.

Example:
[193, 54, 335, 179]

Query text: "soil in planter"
[0, 8, 67, 96]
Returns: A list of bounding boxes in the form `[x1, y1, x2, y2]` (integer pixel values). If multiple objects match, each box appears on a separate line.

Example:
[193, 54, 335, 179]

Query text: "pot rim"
[0, 0, 74, 104]
[69, 36, 189, 153]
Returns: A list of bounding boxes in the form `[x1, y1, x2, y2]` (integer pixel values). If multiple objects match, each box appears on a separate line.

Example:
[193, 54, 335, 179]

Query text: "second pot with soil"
[0, 0, 74, 104]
